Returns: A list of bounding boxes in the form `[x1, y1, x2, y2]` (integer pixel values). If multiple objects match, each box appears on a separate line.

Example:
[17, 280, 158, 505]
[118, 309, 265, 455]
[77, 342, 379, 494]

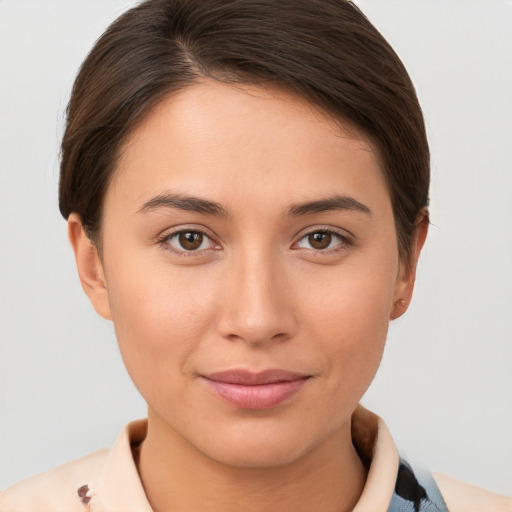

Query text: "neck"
[137, 410, 366, 512]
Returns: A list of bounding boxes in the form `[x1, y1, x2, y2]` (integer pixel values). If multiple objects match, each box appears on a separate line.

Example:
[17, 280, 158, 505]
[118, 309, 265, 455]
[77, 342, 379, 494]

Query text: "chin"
[191, 419, 328, 469]
[207, 440, 310, 469]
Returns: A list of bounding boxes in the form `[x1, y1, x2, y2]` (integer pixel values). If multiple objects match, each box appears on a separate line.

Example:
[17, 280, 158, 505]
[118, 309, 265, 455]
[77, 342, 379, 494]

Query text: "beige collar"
[93, 419, 152, 511]
[352, 406, 400, 512]
[89, 406, 399, 512]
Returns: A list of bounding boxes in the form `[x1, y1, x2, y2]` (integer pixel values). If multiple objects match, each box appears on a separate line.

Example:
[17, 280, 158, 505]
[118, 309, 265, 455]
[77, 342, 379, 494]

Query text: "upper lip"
[202, 369, 310, 386]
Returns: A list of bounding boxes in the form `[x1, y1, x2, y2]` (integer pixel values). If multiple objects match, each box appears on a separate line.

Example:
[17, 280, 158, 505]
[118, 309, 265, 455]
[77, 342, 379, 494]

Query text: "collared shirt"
[1, 407, 510, 511]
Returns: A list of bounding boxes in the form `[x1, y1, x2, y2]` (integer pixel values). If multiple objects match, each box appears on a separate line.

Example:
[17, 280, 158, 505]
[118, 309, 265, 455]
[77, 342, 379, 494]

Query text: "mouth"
[200, 369, 312, 410]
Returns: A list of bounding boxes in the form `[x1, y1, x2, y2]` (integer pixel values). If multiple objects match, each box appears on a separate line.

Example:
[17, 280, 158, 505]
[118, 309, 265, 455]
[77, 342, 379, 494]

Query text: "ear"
[390, 210, 429, 320]
[68, 213, 112, 320]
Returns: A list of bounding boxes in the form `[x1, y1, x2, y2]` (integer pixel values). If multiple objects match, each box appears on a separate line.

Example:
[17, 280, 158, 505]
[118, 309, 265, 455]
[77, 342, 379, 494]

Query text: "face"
[71, 80, 422, 468]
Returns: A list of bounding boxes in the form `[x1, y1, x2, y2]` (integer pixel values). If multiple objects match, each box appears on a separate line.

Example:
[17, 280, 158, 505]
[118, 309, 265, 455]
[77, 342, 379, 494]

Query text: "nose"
[216, 249, 297, 345]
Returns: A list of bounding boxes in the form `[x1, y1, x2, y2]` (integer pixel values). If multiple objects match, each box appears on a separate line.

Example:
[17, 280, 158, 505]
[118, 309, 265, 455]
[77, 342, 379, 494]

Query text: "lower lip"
[202, 378, 309, 410]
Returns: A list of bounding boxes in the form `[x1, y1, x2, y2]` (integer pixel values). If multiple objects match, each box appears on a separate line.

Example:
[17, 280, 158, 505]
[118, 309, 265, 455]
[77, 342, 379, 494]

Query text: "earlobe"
[67, 213, 112, 320]
[390, 210, 429, 320]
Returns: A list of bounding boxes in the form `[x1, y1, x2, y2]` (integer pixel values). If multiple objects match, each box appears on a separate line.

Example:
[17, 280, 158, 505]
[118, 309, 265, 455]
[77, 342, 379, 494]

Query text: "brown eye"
[294, 229, 349, 253]
[178, 231, 204, 250]
[163, 230, 217, 254]
[308, 232, 332, 250]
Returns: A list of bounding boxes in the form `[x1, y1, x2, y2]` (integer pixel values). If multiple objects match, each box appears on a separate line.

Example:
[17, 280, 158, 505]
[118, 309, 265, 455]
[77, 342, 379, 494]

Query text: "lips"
[201, 369, 311, 409]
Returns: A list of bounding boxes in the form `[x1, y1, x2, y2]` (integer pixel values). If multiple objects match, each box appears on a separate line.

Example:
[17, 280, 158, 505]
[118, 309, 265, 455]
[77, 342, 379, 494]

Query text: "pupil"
[179, 231, 203, 250]
[309, 232, 331, 250]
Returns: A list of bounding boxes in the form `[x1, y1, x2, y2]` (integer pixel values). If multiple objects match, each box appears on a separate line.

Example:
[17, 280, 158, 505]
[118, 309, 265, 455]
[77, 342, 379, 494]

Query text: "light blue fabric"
[387, 459, 449, 512]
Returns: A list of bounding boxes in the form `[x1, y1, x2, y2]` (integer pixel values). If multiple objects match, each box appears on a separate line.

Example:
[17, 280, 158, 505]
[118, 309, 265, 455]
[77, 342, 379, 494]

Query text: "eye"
[294, 230, 349, 252]
[161, 229, 218, 254]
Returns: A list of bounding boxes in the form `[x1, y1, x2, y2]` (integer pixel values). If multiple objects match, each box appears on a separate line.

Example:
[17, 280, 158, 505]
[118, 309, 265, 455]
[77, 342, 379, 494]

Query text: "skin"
[69, 80, 428, 512]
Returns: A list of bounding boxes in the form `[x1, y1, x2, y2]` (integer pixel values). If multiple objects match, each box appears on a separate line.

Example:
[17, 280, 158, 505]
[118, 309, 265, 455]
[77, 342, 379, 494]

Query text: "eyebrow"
[138, 192, 370, 218]
[287, 195, 371, 216]
[138, 193, 228, 217]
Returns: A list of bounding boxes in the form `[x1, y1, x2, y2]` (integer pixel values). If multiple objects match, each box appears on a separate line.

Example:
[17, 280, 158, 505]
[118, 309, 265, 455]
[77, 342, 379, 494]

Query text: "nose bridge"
[218, 243, 294, 344]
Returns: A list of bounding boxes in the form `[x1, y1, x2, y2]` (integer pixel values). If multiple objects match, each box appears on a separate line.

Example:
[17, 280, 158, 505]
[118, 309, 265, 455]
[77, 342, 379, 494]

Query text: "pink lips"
[201, 370, 310, 409]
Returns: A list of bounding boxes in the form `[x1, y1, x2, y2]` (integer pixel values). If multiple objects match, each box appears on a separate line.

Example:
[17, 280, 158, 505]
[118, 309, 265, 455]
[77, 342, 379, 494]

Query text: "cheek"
[104, 258, 218, 395]
[302, 265, 396, 393]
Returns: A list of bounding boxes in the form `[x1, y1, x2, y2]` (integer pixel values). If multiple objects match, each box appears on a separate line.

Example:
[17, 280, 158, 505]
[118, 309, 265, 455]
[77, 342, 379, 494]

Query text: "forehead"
[109, 80, 388, 213]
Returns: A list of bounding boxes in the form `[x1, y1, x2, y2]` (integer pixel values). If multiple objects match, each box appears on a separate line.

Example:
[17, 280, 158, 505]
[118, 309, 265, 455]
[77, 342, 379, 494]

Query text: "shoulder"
[434, 472, 512, 512]
[0, 419, 148, 512]
[0, 447, 108, 512]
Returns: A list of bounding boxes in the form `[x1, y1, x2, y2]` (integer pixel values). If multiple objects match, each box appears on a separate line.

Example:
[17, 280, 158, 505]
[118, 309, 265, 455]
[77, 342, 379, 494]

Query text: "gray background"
[1, 0, 511, 496]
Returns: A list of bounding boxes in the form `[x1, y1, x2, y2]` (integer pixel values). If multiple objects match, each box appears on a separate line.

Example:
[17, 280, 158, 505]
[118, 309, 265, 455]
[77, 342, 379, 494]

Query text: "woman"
[0, 0, 510, 510]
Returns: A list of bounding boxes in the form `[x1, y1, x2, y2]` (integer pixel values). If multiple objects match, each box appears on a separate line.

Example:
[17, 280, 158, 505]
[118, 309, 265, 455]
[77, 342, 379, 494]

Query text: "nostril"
[216, 273, 297, 344]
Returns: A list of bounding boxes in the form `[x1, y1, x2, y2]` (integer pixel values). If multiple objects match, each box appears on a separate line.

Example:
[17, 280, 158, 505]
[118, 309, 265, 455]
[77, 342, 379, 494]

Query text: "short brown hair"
[59, 0, 429, 263]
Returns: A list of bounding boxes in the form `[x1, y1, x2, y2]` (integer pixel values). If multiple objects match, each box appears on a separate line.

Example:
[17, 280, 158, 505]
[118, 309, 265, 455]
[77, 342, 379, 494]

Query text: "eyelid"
[157, 225, 221, 256]
[292, 226, 354, 252]
[293, 223, 355, 240]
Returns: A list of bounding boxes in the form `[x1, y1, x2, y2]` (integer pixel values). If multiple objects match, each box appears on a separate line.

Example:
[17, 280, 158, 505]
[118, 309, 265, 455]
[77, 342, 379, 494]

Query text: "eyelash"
[157, 228, 220, 257]
[157, 227, 353, 257]
[293, 229, 353, 254]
